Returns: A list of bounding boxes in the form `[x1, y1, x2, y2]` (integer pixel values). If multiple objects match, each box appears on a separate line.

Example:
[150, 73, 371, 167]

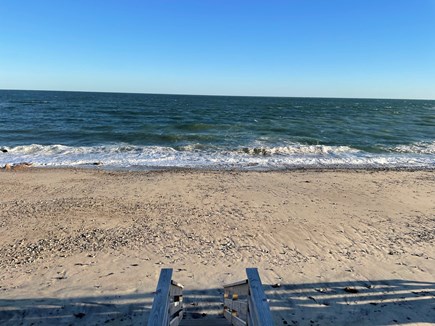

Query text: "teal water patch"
[0, 90, 434, 169]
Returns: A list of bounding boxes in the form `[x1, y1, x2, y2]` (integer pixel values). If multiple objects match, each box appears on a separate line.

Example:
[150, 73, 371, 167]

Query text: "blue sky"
[0, 0, 434, 99]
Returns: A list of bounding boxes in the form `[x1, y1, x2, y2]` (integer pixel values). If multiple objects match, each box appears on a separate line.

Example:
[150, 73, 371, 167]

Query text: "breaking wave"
[0, 143, 434, 170]
[387, 141, 435, 154]
[239, 145, 360, 156]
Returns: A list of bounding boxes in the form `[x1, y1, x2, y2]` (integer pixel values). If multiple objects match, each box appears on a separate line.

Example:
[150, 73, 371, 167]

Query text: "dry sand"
[0, 168, 434, 325]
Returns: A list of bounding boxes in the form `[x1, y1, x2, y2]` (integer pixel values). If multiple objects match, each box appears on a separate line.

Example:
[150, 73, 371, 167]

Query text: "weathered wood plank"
[170, 284, 183, 296]
[169, 312, 182, 326]
[247, 310, 253, 326]
[246, 268, 274, 326]
[223, 308, 232, 322]
[224, 283, 249, 298]
[171, 280, 184, 289]
[147, 268, 173, 326]
[169, 301, 183, 316]
[231, 300, 248, 320]
[223, 279, 248, 288]
[231, 315, 247, 326]
[180, 318, 229, 326]
[224, 299, 247, 316]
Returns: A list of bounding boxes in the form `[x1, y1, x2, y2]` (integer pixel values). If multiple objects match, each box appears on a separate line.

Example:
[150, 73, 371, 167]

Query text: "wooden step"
[179, 316, 230, 326]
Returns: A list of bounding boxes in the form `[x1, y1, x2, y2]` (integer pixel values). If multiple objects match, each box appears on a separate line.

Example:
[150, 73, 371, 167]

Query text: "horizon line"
[1, 88, 434, 101]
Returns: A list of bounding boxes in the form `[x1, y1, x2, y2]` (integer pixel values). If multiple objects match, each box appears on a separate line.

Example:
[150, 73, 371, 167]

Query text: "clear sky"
[1, 0, 434, 99]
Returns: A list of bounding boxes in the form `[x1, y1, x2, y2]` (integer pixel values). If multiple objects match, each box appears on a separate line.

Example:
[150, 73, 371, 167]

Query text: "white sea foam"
[240, 145, 360, 155]
[0, 143, 434, 170]
[388, 141, 435, 154]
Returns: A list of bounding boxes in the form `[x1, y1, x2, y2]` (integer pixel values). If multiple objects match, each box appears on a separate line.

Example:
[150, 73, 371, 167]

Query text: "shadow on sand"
[0, 279, 434, 325]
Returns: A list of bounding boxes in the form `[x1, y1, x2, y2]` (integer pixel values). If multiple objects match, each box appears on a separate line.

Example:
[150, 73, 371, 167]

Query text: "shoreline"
[0, 168, 434, 325]
[2, 164, 435, 174]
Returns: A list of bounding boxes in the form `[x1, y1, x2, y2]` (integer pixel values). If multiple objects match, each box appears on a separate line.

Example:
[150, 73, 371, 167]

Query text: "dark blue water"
[0, 90, 434, 169]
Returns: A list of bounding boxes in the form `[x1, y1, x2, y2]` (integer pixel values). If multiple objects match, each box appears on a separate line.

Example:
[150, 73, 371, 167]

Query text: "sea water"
[0, 90, 434, 170]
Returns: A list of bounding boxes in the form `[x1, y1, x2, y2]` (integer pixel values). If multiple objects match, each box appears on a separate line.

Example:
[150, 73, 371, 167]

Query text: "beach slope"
[0, 169, 434, 325]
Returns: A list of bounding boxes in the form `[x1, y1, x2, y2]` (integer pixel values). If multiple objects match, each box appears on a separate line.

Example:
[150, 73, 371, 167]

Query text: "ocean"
[0, 90, 434, 170]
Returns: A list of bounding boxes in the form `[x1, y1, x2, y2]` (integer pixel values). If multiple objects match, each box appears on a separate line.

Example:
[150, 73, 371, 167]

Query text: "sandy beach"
[0, 168, 434, 325]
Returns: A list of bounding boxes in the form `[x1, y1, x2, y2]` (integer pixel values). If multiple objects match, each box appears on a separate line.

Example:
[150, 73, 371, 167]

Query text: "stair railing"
[223, 268, 273, 326]
[147, 268, 184, 326]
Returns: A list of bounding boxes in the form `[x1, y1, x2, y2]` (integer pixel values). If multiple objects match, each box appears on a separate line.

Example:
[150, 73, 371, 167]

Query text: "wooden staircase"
[147, 268, 273, 326]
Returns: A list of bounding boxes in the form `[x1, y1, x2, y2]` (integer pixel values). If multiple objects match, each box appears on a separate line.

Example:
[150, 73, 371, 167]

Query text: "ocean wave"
[4, 144, 177, 155]
[387, 141, 435, 154]
[239, 145, 360, 156]
[2, 143, 362, 156]
[0, 143, 434, 170]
